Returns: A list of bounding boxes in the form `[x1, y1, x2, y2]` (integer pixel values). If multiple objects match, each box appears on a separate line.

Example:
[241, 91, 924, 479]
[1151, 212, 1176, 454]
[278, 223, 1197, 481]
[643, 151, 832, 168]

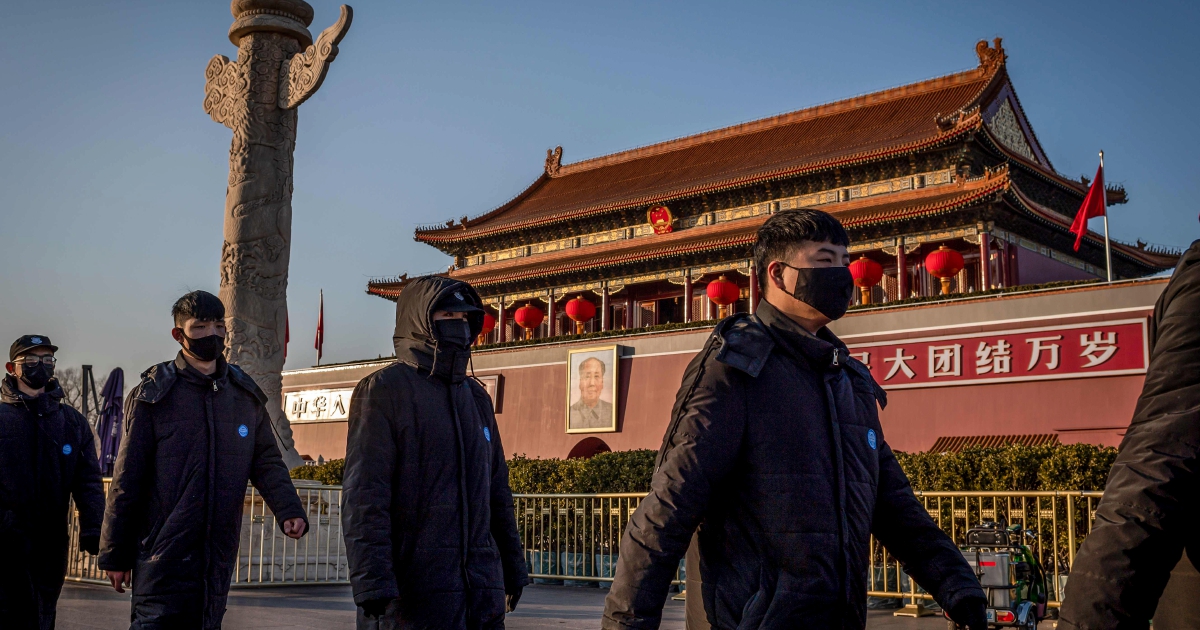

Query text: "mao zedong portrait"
[568, 355, 614, 431]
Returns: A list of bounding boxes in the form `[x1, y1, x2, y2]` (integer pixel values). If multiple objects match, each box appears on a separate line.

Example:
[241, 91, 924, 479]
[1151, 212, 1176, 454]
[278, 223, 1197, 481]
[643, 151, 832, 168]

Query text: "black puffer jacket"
[602, 300, 982, 629]
[342, 276, 528, 629]
[1059, 239, 1200, 630]
[0, 375, 104, 630]
[97, 354, 307, 630]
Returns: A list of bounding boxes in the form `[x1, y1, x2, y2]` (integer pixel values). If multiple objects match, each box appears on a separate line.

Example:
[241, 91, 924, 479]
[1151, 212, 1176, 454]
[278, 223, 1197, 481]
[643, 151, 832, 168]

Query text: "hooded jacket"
[602, 300, 983, 629]
[97, 354, 307, 630]
[342, 276, 528, 630]
[0, 374, 105, 630]
[1059, 239, 1200, 630]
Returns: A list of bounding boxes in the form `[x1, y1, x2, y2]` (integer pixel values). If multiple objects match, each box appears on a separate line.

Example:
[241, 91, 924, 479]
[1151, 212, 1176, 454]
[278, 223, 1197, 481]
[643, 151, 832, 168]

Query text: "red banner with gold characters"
[647, 205, 674, 234]
[846, 319, 1148, 389]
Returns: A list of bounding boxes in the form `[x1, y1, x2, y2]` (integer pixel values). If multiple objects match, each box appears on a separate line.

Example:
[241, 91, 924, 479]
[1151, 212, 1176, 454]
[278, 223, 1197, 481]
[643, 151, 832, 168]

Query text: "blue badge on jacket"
[238, 424, 249, 438]
[483, 427, 491, 442]
[867, 429, 877, 450]
[62, 444, 72, 455]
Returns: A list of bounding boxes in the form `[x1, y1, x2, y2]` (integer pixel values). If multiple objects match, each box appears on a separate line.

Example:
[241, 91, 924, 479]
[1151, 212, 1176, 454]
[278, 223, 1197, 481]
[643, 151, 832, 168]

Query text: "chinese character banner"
[847, 319, 1147, 390]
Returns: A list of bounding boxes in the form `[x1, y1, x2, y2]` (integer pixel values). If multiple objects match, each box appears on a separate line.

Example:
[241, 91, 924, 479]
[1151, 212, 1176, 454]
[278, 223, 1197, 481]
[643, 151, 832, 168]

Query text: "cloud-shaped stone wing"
[278, 5, 353, 110]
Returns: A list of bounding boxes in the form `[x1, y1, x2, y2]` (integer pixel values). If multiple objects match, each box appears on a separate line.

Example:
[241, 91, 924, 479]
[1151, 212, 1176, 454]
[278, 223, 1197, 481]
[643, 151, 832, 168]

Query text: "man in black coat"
[1059, 238, 1200, 630]
[98, 291, 308, 629]
[602, 210, 985, 630]
[342, 276, 528, 629]
[0, 334, 105, 630]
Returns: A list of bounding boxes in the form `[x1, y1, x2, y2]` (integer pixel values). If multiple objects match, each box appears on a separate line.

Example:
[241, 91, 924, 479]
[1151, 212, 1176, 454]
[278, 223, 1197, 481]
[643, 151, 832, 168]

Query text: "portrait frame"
[565, 345, 620, 434]
[475, 374, 502, 413]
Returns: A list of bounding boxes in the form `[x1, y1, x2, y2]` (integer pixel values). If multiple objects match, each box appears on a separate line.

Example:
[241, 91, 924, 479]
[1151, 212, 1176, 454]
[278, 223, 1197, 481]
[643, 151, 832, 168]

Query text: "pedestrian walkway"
[57, 582, 1023, 629]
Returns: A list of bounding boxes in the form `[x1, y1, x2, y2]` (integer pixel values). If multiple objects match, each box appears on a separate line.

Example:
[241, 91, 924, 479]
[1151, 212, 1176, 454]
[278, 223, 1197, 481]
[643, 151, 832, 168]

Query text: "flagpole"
[1100, 150, 1112, 282]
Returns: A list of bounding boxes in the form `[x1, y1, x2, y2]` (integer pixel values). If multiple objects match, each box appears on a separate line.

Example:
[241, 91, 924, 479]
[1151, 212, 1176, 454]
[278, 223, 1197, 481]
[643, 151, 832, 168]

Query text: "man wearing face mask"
[342, 276, 528, 629]
[0, 335, 105, 629]
[98, 290, 308, 629]
[602, 210, 985, 630]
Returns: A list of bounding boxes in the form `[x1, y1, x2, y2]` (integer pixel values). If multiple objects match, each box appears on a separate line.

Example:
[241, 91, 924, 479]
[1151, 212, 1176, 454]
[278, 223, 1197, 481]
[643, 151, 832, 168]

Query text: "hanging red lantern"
[925, 245, 965, 295]
[478, 312, 496, 345]
[513, 303, 544, 339]
[706, 275, 741, 318]
[564, 296, 597, 334]
[848, 256, 884, 305]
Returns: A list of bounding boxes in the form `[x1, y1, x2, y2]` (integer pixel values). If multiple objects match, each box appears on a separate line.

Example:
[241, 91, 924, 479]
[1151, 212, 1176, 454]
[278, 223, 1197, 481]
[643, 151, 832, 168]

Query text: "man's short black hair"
[752, 209, 850, 290]
[172, 290, 226, 326]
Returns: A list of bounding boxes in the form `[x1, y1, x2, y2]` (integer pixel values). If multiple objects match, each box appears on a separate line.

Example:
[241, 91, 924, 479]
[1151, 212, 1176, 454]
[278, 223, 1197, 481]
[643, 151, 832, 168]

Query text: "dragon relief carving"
[227, 318, 283, 364]
[279, 6, 353, 109]
[545, 146, 563, 176]
[220, 236, 288, 300]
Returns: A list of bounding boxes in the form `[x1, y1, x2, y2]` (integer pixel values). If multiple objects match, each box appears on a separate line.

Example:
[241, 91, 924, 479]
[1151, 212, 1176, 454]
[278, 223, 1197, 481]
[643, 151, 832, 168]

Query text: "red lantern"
[478, 312, 496, 345]
[848, 256, 884, 304]
[514, 303, 544, 339]
[706, 275, 741, 318]
[925, 245, 965, 295]
[564, 296, 597, 334]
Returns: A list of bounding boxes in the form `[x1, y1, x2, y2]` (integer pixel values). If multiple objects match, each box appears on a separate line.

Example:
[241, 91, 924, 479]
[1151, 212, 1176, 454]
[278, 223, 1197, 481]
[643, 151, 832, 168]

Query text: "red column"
[996, 241, 1008, 289]
[497, 300, 507, 343]
[896, 244, 908, 300]
[749, 264, 760, 313]
[601, 288, 610, 331]
[683, 273, 693, 322]
[979, 233, 991, 291]
[547, 295, 557, 337]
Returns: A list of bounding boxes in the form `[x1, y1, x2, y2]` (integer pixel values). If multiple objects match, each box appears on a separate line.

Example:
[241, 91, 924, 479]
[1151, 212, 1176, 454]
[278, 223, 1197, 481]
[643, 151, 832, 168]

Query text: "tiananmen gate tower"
[281, 39, 1180, 462]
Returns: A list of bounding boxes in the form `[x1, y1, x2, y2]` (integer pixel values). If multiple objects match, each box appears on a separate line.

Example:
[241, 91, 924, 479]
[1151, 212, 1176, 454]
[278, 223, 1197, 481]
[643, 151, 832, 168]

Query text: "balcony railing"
[67, 485, 1103, 607]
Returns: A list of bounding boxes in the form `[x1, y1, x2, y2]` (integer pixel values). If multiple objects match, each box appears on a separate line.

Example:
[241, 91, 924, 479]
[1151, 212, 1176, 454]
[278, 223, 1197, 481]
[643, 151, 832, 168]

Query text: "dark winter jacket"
[0, 375, 105, 630]
[342, 276, 528, 630]
[602, 300, 983, 629]
[97, 354, 307, 630]
[1059, 239, 1200, 630]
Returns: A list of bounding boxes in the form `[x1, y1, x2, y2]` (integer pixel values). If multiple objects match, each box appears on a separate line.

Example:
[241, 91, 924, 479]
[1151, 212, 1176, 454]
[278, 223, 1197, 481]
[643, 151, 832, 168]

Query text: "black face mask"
[778, 263, 855, 321]
[430, 319, 472, 384]
[19, 363, 53, 391]
[176, 330, 225, 362]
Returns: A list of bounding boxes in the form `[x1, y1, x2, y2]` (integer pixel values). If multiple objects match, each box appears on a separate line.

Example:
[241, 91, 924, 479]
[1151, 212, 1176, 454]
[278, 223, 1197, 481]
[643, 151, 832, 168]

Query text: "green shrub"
[507, 450, 656, 494]
[287, 444, 1116, 493]
[893, 443, 1116, 492]
[290, 458, 345, 486]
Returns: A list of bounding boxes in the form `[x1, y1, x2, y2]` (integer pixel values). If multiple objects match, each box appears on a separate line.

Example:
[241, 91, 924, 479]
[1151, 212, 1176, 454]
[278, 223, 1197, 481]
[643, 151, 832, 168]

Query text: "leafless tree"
[55, 367, 107, 427]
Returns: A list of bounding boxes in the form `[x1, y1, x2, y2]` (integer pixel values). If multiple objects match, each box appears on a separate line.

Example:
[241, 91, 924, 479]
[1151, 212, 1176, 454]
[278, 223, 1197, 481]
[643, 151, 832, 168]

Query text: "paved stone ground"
[58, 582, 1053, 629]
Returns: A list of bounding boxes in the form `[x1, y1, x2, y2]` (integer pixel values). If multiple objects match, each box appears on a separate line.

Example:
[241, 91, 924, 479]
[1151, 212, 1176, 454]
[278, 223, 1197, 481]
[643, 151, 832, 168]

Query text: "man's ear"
[170, 327, 184, 343]
[4, 362, 15, 376]
[766, 261, 788, 292]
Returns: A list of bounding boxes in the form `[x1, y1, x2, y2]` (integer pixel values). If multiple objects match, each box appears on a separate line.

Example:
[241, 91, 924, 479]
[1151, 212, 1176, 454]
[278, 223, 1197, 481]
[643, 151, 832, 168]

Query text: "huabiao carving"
[202, 0, 351, 466]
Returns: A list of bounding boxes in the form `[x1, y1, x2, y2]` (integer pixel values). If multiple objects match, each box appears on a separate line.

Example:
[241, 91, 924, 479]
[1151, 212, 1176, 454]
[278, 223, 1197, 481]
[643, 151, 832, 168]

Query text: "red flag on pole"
[314, 290, 324, 364]
[1070, 162, 1106, 251]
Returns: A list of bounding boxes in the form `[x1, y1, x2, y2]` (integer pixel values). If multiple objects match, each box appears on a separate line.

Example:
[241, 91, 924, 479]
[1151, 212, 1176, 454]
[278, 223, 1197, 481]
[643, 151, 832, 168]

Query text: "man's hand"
[948, 596, 988, 630]
[506, 585, 523, 613]
[282, 517, 307, 539]
[107, 570, 130, 594]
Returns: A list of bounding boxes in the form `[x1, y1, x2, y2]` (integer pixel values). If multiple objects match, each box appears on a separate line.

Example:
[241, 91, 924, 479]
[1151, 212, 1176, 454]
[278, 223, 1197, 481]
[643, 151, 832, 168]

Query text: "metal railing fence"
[66, 481, 348, 587]
[67, 486, 1103, 603]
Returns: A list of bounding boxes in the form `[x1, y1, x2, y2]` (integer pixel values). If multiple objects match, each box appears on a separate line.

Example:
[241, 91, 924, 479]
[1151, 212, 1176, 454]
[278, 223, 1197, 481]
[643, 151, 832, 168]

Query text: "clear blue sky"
[2, 0, 1197, 378]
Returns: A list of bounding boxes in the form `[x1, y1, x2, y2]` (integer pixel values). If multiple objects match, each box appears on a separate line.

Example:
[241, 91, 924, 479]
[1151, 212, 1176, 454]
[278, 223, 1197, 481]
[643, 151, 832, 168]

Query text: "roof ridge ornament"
[975, 37, 1006, 72]
[545, 146, 563, 176]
